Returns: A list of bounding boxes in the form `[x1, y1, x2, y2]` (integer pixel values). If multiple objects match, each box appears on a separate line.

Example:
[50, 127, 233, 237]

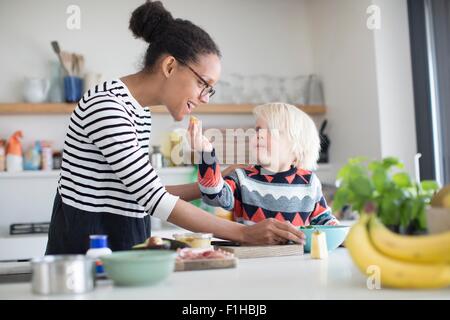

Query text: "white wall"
[305, 0, 417, 177]
[0, 0, 315, 155]
[306, 0, 383, 172]
[372, 0, 418, 175]
[0, 0, 418, 178]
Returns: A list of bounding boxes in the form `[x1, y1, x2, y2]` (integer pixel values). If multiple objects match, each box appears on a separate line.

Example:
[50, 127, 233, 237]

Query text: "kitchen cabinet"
[0, 167, 196, 261]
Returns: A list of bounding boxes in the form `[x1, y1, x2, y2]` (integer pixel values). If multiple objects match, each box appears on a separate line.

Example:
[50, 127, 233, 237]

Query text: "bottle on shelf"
[40, 141, 53, 171]
[151, 145, 163, 169]
[52, 150, 63, 170]
[6, 131, 23, 172]
[24, 141, 41, 171]
[0, 140, 5, 172]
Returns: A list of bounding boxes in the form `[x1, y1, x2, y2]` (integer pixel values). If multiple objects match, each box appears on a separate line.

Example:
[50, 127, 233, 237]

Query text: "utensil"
[71, 53, 78, 76]
[50, 41, 70, 75]
[77, 54, 85, 76]
[60, 51, 73, 76]
[100, 250, 176, 287]
[319, 120, 330, 163]
[31, 255, 95, 295]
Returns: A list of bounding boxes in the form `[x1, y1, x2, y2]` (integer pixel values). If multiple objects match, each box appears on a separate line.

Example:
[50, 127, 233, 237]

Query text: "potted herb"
[332, 157, 439, 234]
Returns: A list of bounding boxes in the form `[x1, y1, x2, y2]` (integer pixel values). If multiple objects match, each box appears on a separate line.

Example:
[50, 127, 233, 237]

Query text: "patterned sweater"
[198, 150, 339, 226]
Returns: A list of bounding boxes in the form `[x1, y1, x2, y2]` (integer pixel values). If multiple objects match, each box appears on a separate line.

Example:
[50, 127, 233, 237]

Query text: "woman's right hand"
[241, 218, 306, 245]
[187, 117, 213, 152]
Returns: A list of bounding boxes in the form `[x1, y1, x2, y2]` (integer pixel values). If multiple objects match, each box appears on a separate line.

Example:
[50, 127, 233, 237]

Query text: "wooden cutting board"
[214, 243, 304, 259]
[175, 257, 238, 272]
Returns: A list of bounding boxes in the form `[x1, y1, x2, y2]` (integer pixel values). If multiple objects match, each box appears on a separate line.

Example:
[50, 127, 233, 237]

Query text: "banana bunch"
[345, 214, 450, 289]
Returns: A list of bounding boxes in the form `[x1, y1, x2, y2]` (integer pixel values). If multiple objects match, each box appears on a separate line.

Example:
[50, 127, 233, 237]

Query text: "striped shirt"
[58, 79, 179, 220]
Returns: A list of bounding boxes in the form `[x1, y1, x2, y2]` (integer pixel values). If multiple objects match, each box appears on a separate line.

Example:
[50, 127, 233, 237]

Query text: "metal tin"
[31, 255, 95, 295]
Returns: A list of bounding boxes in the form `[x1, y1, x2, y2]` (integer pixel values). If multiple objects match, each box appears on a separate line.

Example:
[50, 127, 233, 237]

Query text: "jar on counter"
[173, 233, 213, 249]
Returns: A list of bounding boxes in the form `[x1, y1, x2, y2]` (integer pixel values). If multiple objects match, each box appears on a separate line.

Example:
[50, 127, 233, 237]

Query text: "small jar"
[173, 233, 213, 249]
[40, 141, 53, 171]
[151, 145, 163, 169]
[53, 151, 63, 169]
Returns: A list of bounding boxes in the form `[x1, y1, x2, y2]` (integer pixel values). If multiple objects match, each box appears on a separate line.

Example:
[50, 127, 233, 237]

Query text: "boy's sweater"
[198, 150, 339, 226]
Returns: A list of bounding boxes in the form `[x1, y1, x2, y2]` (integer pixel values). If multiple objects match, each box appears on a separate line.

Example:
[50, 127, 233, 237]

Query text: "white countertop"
[1, 248, 449, 300]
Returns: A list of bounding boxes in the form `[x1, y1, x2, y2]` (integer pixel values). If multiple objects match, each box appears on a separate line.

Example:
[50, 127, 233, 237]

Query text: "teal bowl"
[100, 250, 177, 287]
[299, 225, 350, 253]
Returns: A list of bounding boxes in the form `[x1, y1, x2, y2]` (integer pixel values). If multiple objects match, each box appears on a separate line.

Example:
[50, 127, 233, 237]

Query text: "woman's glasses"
[178, 59, 216, 98]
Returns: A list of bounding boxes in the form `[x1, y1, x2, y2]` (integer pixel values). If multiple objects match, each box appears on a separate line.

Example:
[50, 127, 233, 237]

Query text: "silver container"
[31, 255, 95, 295]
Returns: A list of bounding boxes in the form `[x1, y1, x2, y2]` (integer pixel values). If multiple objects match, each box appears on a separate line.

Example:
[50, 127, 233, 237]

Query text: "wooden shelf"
[0, 103, 326, 115]
[0, 166, 196, 179]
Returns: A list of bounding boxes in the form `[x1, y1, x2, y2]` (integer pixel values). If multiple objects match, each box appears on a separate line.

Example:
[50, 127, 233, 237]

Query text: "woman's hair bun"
[129, 1, 173, 43]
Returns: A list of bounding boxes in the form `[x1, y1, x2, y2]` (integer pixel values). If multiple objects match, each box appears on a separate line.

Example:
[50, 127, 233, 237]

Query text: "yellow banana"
[369, 215, 450, 264]
[345, 214, 450, 289]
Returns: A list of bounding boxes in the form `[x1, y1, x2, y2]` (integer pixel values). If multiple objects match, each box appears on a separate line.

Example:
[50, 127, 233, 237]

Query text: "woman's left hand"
[221, 164, 246, 177]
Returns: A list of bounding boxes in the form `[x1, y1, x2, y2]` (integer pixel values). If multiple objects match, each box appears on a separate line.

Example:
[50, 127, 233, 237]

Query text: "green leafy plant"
[332, 157, 439, 234]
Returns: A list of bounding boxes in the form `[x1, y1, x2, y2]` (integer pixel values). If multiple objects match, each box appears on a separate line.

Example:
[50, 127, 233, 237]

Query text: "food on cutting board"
[173, 232, 212, 249]
[345, 214, 450, 289]
[177, 247, 234, 261]
[175, 248, 237, 271]
[147, 236, 164, 246]
[132, 236, 189, 250]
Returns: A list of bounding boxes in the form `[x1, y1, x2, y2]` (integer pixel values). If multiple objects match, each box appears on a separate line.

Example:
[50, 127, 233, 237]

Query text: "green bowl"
[299, 225, 350, 253]
[100, 250, 177, 287]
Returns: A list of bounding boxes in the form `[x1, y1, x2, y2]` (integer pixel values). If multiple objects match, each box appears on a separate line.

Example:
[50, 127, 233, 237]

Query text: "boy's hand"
[187, 116, 213, 152]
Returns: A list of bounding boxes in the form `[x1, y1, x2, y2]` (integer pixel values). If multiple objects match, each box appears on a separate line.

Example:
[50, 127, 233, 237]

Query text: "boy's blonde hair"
[253, 102, 320, 170]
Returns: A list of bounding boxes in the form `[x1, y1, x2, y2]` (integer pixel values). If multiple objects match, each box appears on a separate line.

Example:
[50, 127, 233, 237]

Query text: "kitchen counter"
[0, 248, 449, 300]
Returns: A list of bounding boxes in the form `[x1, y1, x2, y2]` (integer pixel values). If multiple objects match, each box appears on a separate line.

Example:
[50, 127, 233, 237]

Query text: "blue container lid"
[89, 235, 108, 249]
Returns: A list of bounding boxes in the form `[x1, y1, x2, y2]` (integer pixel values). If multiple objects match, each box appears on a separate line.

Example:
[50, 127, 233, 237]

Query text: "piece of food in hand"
[311, 230, 328, 259]
[190, 116, 199, 125]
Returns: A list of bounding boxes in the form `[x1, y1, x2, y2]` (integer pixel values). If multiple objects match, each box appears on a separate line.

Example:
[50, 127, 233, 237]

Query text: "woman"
[46, 0, 304, 254]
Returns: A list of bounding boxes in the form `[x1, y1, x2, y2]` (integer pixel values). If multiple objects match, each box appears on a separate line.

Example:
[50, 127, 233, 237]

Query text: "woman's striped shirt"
[58, 79, 178, 221]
